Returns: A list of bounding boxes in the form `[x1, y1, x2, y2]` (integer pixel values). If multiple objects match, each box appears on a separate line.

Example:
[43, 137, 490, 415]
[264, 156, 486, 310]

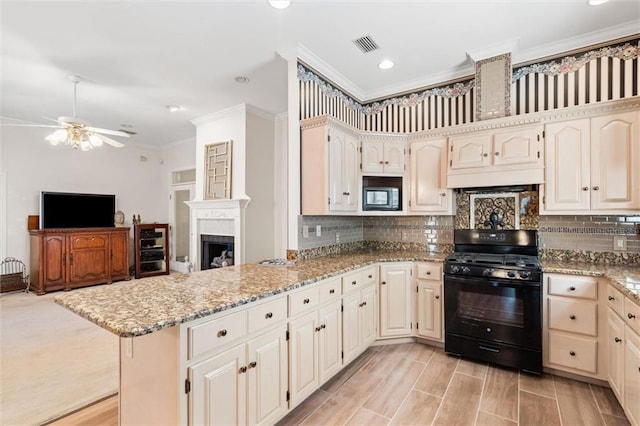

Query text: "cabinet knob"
[569, 286, 576, 291]
[629, 313, 637, 319]
[368, 274, 373, 279]
[435, 295, 440, 299]
[321, 324, 326, 329]
[303, 298, 310, 304]
[582, 187, 589, 191]
[362, 301, 367, 307]
[248, 361, 257, 369]
[329, 289, 335, 294]
[615, 337, 622, 343]
[569, 351, 576, 356]
[570, 315, 576, 320]
[608, 296, 615, 301]
[593, 186, 600, 191]
[343, 192, 350, 196]
[352, 281, 357, 285]
[385, 161, 389, 164]
[217, 329, 227, 338]
[494, 152, 499, 156]
[265, 312, 273, 319]
[239, 366, 247, 374]
[426, 271, 431, 275]
[381, 281, 386, 285]
[440, 193, 446, 196]
[315, 326, 322, 332]
[379, 161, 384, 164]
[483, 153, 488, 157]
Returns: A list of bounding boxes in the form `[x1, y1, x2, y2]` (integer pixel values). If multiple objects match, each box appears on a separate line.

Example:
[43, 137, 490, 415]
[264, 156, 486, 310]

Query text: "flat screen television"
[40, 192, 116, 229]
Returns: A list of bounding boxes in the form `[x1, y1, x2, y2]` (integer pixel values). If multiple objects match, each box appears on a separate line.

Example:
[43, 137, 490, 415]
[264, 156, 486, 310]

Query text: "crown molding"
[191, 103, 246, 126]
[467, 38, 520, 62]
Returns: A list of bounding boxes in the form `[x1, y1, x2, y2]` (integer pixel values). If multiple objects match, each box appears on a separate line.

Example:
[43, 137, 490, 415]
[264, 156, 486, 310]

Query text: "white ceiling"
[2, 1, 639, 148]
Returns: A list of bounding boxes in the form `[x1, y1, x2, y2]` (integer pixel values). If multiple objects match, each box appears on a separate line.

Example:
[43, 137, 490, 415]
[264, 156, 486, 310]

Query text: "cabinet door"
[591, 111, 640, 211]
[189, 344, 246, 426]
[360, 284, 377, 349]
[409, 138, 452, 213]
[318, 299, 343, 384]
[247, 326, 288, 426]
[543, 119, 591, 212]
[383, 141, 405, 174]
[492, 125, 541, 166]
[342, 291, 361, 364]
[417, 281, 442, 341]
[68, 233, 109, 284]
[110, 231, 129, 280]
[42, 235, 66, 286]
[607, 309, 625, 403]
[328, 129, 359, 212]
[624, 325, 640, 426]
[288, 311, 319, 406]
[361, 140, 384, 174]
[449, 132, 491, 169]
[342, 134, 360, 211]
[379, 264, 412, 337]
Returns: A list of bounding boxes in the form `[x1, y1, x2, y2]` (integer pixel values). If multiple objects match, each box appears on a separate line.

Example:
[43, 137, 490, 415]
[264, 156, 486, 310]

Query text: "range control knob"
[520, 271, 530, 279]
[451, 266, 460, 274]
[507, 271, 516, 278]
[482, 268, 494, 277]
[461, 267, 471, 274]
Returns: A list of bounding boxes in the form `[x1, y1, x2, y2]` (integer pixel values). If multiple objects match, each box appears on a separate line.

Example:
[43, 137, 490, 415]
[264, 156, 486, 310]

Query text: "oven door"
[444, 274, 541, 350]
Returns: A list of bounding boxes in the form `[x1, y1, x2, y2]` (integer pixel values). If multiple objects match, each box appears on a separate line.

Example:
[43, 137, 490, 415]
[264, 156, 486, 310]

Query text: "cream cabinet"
[542, 111, 640, 214]
[361, 139, 405, 175]
[607, 307, 626, 402]
[342, 265, 377, 365]
[408, 138, 454, 214]
[415, 263, 443, 341]
[379, 263, 413, 338]
[447, 124, 544, 188]
[301, 116, 359, 214]
[625, 323, 640, 426]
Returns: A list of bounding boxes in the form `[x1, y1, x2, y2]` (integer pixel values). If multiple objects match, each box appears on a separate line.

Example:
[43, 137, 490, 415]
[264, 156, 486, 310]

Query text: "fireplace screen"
[201, 235, 234, 269]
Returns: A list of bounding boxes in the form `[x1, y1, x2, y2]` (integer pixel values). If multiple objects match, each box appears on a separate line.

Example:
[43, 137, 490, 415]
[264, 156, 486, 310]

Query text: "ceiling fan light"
[80, 140, 92, 151]
[45, 134, 60, 146]
[54, 128, 69, 142]
[89, 134, 103, 147]
[268, 0, 290, 9]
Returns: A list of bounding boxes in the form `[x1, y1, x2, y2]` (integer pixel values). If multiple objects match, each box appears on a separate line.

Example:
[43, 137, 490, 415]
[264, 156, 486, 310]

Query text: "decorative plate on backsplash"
[455, 190, 540, 230]
[471, 193, 518, 229]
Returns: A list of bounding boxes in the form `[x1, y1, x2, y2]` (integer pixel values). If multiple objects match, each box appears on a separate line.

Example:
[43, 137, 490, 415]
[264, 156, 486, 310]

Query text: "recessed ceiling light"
[588, 0, 608, 5]
[378, 59, 394, 70]
[268, 0, 290, 9]
[166, 105, 183, 112]
[235, 76, 250, 84]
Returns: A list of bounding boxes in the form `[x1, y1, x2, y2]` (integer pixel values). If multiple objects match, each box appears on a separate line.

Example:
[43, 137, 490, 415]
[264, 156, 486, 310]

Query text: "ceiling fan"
[1, 74, 129, 151]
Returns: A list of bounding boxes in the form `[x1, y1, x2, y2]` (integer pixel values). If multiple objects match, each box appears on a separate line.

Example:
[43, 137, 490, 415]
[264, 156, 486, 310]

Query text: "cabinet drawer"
[625, 298, 640, 335]
[342, 269, 363, 294]
[69, 234, 108, 249]
[289, 286, 320, 316]
[319, 277, 342, 304]
[548, 331, 598, 373]
[548, 298, 597, 336]
[548, 275, 597, 300]
[416, 263, 442, 281]
[361, 266, 377, 286]
[188, 310, 247, 359]
[248, 296, 287, 334]
[607, 285, 624, 317]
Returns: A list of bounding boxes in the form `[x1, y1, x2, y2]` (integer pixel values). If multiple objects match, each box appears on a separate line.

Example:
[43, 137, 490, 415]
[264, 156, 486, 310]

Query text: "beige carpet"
[0, 290, 118, 425]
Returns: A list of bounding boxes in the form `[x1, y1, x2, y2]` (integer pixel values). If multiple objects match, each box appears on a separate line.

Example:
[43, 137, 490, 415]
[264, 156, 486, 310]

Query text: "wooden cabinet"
[415, 263, 443, 341]
[342, 265, 377, 365]
[408, 138, 454, 214]
[29, 227, 130, 295]
[447, 124, 544, 188]
[542, 111, 640, 214]
[301, 116, 359, 214]
[134, 223, 169, 279]
[379, 263, 412, 338]
[361, 139, 405, 175]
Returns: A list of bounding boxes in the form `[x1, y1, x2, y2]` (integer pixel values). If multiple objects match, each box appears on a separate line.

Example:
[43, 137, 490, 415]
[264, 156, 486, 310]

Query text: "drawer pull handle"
[570, 315, 576, 320]
[435, 295, 440, 299]
[239, 366, 247, 374]
[303, 298, 310, 304]
[629, 313, 637, 319]
[329, 289, 335, 294]
[608, 296, 615, 301]
[343, 192, 350, 196]
[569, 286, 576, 291]
[265, 312, 273, 319]
[615, 337, 622, 343]
[426, 271, 431, 275]
[368, 274, 373, 279]
[569, 351, 576, 356]
[352, 281, 357, 285]
[217, 329, 228, 338]
[248, 361, 257, 369]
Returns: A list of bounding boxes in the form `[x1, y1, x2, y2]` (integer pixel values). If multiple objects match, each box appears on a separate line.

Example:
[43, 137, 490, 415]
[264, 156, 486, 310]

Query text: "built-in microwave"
[363, 187, 401, 211]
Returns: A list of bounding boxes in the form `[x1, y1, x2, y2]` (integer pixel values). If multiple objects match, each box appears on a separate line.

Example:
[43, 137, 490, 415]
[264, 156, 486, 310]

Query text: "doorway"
[169, 169, 195, 273]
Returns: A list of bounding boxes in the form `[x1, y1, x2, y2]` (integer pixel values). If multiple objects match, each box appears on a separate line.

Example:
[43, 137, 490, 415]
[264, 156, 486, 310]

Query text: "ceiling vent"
[353, 35, 380, 54]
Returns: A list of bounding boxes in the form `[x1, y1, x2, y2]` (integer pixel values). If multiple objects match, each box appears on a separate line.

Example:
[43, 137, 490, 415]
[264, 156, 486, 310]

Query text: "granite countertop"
[54, 250, 446, 338]
[542, 261, 640, 304]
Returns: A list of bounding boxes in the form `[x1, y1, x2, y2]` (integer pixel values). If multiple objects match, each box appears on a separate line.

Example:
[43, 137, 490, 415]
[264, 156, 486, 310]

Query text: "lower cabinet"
[415, 263, 443, 341]
[607, 307, 625, 402]
[624, 324, 640, 426]
[379, 263, 412, 338]
[342, 283, 376, 365]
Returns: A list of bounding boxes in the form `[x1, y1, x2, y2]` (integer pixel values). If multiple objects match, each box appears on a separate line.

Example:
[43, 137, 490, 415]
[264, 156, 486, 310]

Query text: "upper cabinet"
[408, 138, 454, 214]
[542, 111, 640, 214]
[301, 116, 359, 215]
[361, 139, 405, 175]
[447, 124, 544, 188]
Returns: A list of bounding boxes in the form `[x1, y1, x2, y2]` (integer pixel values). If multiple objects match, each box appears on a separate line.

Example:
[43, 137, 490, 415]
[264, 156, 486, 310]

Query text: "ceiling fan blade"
[85, 126, 130, 138]
[0, 123, 63, 129]
[96, 134, 125, 148]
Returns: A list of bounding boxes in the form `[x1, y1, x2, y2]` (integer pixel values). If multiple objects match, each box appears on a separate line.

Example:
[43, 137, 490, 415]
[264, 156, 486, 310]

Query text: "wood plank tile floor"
[277, 343, 631, 426]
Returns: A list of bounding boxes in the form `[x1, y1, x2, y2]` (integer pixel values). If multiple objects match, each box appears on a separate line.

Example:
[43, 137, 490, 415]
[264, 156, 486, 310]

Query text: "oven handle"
[443, 274, 541, 288]
[478, 345, 500, 353]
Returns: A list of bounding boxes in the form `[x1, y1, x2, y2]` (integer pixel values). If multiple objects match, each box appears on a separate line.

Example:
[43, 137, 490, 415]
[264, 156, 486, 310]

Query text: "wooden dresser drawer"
[548, 298, 597, 336]
[416, 263, 442, 281]
[319, 277, 341, 304]
[289, 286, 320, 316]
[248, 296, 287, 334]
[548, 331, 598, 373]
[548, 274, 598, 300]
[361, 265, 377, 286]
[624, 298, 640, 335]
[607, 285, 624, 317]
[188, 310, 247, 359]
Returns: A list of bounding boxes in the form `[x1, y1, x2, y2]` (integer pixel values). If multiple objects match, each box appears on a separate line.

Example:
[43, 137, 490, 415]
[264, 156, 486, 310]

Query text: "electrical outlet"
[336, 232, 340, 243]
[302, 225, 309, 238]
[613, 235, 627, 251]
[402, 231, 408, 241]
[316, 225, 322, 237]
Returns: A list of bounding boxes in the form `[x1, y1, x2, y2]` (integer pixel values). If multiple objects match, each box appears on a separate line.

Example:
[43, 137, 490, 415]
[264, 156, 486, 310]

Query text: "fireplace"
[201, 235, 235, 270]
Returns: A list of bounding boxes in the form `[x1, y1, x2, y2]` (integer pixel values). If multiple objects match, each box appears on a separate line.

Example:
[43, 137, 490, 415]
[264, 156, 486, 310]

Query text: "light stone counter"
[54, 250, 446, 338]
[542, 261, 640, 305]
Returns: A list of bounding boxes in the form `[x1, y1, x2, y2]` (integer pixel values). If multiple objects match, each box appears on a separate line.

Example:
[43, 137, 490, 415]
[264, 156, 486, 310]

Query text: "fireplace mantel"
[186, 197, 251, 270]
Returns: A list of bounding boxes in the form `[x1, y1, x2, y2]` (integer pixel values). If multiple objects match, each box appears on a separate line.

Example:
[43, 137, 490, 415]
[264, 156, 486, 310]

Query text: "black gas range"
[444, 229, 543, 374]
